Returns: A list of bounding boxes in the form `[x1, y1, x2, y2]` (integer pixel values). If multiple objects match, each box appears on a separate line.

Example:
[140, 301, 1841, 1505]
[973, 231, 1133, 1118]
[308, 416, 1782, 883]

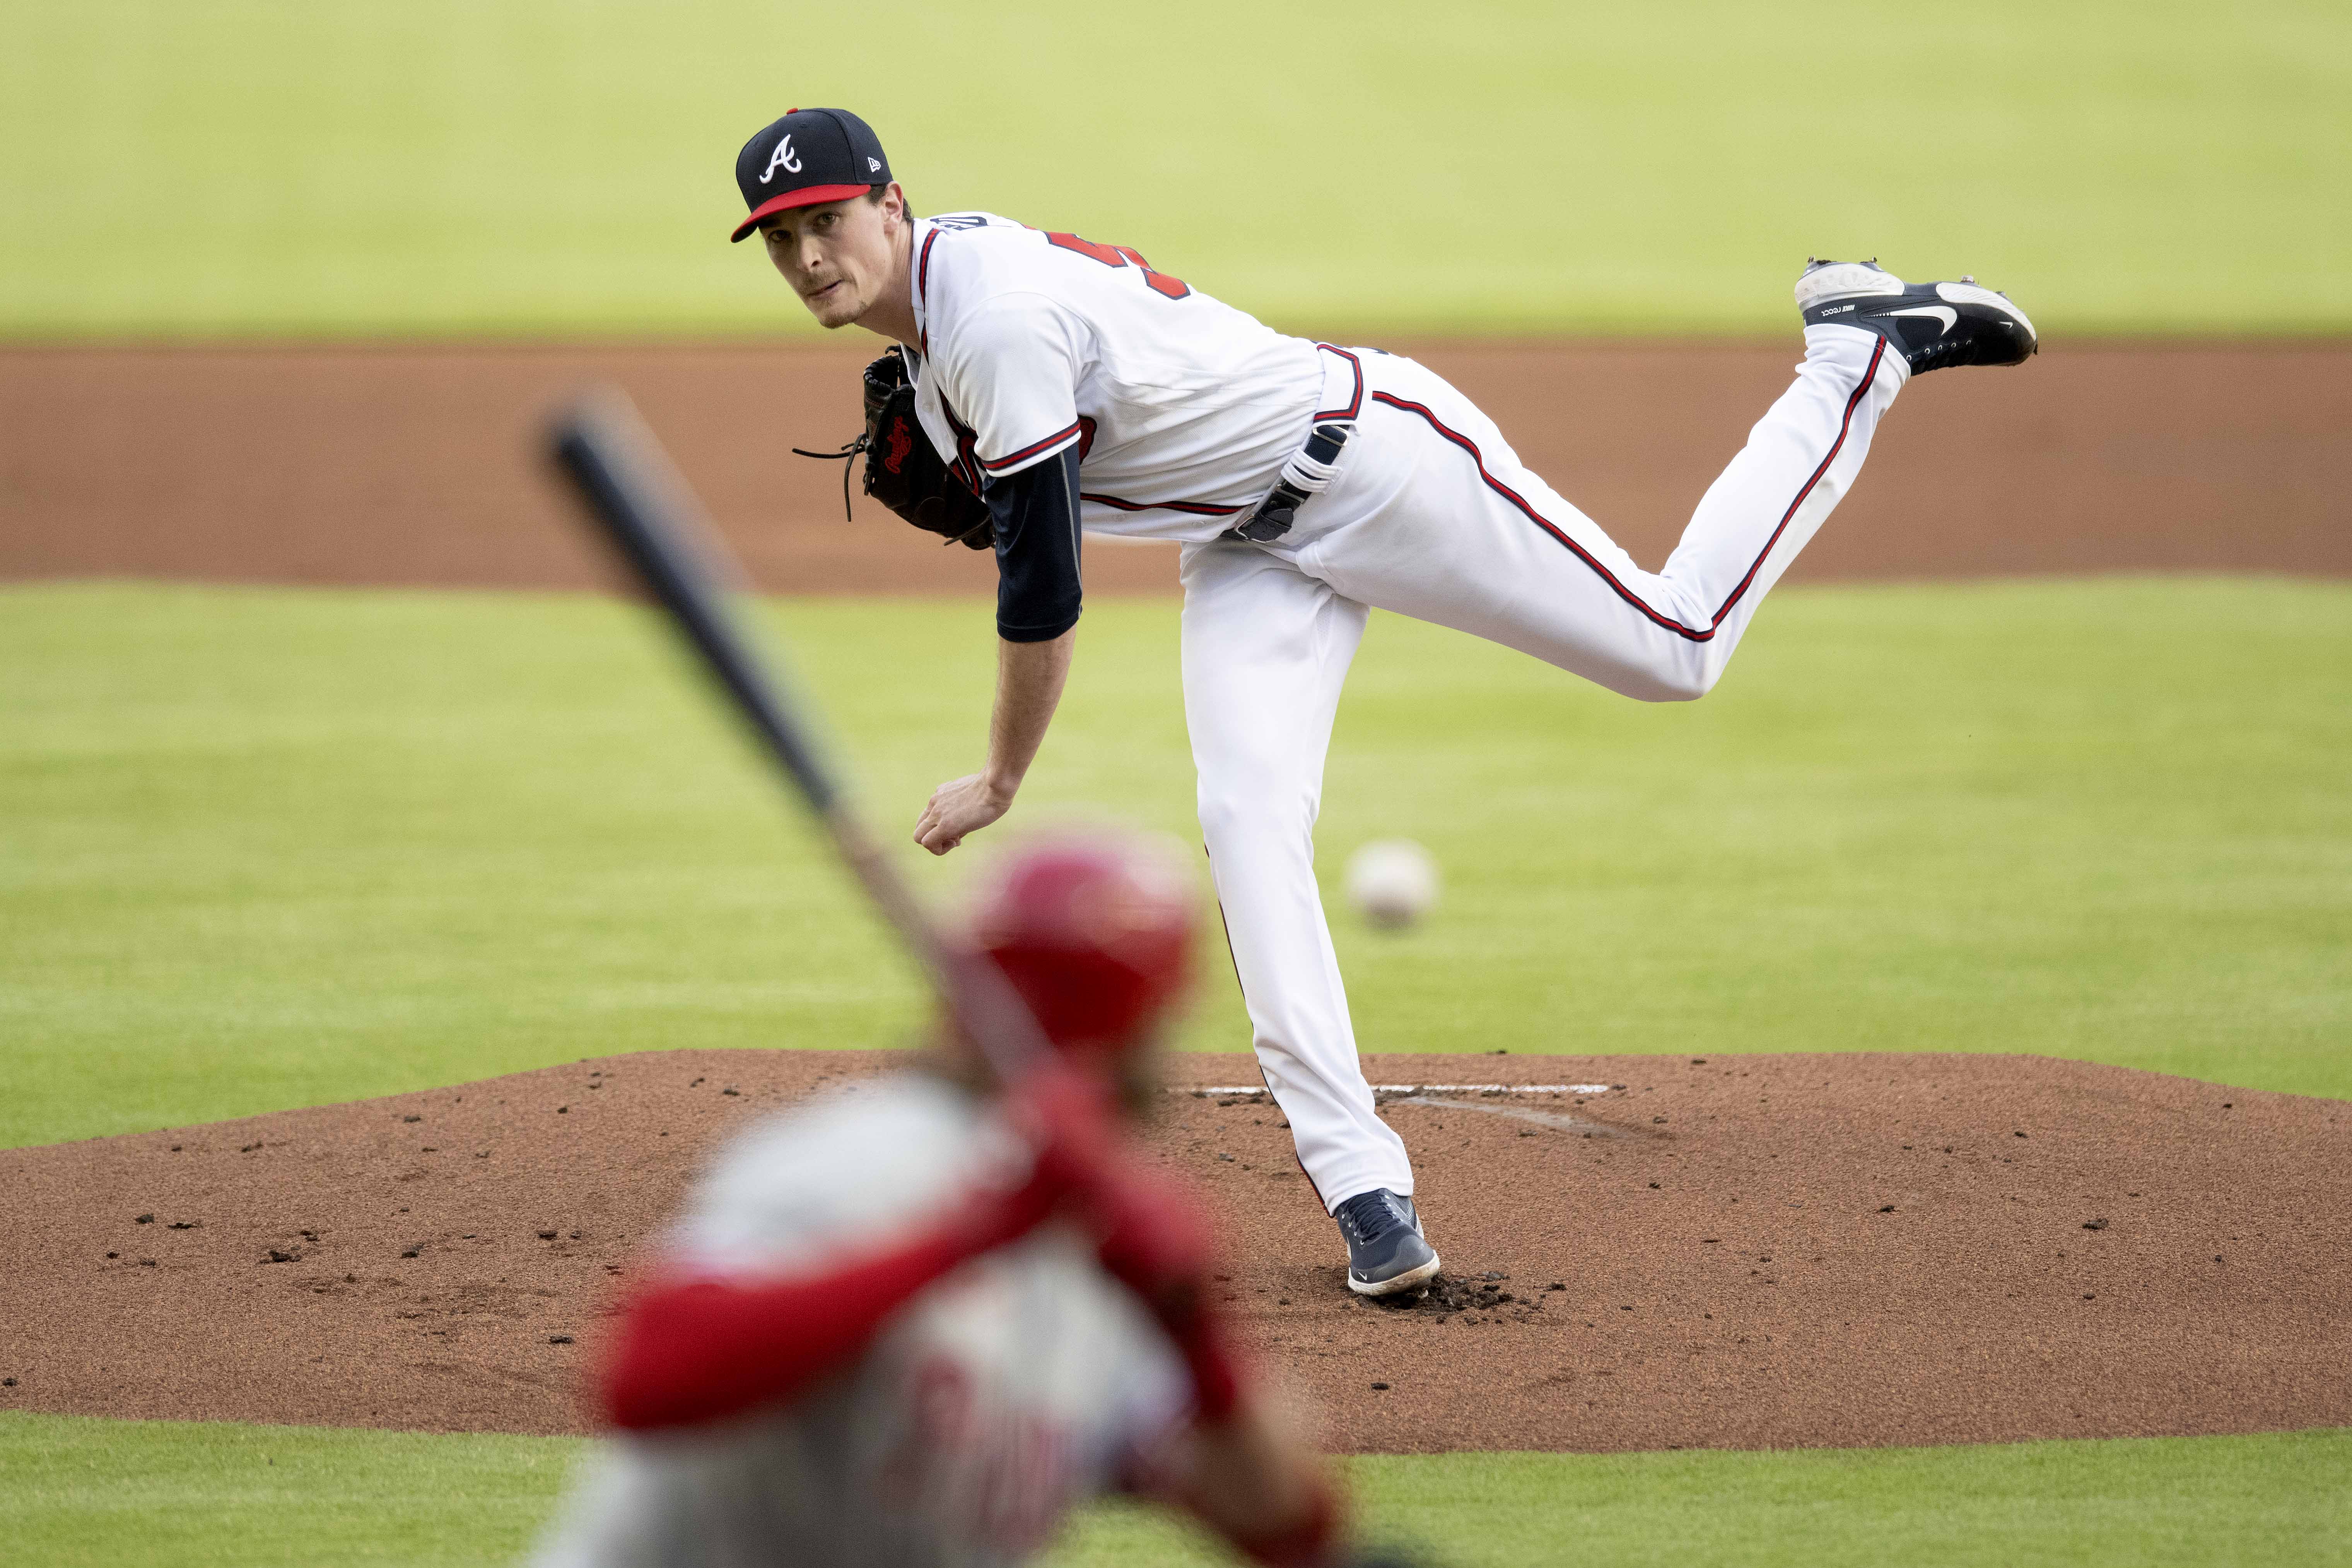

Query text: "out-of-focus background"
[2, 3, 2347, 1563]
[7, 0, 2347, 337]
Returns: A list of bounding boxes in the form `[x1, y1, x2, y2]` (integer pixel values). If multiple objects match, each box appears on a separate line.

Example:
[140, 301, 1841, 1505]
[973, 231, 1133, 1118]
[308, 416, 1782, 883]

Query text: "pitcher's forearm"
[985, 628, 1074, 794]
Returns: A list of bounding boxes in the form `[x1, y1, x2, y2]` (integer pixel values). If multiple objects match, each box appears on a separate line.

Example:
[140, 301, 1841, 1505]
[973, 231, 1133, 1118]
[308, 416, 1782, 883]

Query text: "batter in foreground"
[533, 834, 1379, 1568]
[732, 107, 2038, 1299]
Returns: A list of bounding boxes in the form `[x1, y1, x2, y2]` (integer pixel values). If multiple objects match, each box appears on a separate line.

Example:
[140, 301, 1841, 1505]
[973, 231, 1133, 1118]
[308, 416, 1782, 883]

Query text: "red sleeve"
[603, 1171, 1056, 1432]
[1082, 1158, 1250, 1424]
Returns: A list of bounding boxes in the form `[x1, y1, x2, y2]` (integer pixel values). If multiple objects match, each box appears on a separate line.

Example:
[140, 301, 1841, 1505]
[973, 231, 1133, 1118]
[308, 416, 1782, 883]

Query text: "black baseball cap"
[730, 107, 891, 242]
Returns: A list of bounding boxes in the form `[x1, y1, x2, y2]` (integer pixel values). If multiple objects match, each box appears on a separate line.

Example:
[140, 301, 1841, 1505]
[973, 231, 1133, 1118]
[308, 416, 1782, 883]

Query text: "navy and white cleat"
[1334, 1188, 1441, 1297]
[1796, 258, 2038, 374]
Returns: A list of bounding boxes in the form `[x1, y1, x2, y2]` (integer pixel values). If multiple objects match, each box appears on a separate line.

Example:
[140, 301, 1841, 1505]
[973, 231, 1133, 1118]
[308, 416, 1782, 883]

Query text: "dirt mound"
[3, 1050, 2347, 1454]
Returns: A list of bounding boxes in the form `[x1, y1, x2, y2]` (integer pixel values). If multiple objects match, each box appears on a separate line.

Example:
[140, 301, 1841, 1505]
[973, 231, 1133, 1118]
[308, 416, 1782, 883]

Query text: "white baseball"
[1344, 839, 1439, 930]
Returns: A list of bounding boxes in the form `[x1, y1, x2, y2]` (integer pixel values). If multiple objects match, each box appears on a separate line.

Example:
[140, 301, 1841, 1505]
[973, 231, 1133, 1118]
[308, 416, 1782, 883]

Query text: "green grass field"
[5, 577, 2349, 1564]
[4, 2, 2347, 339]
[6, 578, 2350, 1150]
[6, 1414, 2349, 1568]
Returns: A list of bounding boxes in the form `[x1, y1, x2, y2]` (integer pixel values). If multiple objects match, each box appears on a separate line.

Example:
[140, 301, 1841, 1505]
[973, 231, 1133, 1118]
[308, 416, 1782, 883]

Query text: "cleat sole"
[1349, 1251, 1443, 1297]
[1795, 261, 1906, 311]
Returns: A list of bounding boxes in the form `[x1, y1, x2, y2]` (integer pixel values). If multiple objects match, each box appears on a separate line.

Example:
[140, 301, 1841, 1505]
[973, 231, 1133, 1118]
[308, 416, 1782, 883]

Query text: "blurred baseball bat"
[546, 387, 1050, 1086]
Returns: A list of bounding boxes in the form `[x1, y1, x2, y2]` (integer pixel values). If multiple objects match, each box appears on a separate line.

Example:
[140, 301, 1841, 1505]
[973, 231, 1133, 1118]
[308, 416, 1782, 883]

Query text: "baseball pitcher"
[732, 107, 2037, 1299]
[531, 833, 1373, 1568]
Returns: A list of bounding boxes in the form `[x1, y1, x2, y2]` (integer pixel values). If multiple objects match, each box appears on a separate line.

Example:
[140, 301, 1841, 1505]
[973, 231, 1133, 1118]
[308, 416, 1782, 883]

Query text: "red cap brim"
[729, 185, 875, 242]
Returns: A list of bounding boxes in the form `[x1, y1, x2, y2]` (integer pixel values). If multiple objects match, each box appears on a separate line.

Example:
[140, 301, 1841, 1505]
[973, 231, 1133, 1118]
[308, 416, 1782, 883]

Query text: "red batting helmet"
[967, 831, 1199, 1059]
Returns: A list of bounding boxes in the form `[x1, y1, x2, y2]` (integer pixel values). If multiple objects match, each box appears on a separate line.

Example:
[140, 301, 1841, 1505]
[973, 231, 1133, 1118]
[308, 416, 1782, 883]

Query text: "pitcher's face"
[761, 187, 904, 329]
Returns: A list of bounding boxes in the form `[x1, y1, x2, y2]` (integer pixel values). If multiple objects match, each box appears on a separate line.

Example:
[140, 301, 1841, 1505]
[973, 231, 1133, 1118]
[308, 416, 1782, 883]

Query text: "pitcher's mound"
[3, 1051, 2347, 1453]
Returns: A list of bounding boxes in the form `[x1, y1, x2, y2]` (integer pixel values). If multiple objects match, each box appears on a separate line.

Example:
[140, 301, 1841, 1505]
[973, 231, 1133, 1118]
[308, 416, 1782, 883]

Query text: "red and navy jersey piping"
[1070, 345, 1356, 517]
[977, 421, 1085, 474]
[1366, 336, 1885, 644]
[1704, 338, 1886, 623]
[937, 391, 983, 492]
[1080, 493, 1244, 517]
[915, 226, 943, 353]
[1311, 344, 1364, 421]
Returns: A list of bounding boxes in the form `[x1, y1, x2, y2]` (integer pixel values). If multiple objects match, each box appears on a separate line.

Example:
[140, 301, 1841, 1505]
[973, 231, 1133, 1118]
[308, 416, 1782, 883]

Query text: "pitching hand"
[914, 771, 1012, 855]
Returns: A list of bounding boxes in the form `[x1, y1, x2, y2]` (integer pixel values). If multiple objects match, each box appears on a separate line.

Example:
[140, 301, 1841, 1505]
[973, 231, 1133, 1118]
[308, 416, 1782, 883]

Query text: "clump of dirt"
[2, 1050, 2348, 1454]
[1362, 1272, 1552, 1329]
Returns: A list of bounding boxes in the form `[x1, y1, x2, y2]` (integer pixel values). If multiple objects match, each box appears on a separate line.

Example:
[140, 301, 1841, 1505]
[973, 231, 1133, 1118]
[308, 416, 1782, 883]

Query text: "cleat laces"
[1336, 1190, 1414, 1248]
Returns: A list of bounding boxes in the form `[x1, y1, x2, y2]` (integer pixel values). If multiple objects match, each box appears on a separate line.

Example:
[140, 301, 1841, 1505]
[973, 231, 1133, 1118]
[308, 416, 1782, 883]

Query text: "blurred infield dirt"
[3, 343, 2347, 592]
[4, 1049, 2347, 1453]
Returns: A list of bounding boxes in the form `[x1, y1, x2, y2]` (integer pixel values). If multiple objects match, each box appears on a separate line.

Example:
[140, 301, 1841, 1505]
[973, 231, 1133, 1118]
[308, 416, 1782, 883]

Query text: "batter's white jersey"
[905, 213, 1324, 541]
[529, 1074, 1189, 1568]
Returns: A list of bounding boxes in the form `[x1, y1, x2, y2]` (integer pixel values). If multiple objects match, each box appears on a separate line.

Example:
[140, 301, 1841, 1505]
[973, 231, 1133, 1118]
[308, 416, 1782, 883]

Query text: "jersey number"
[1044, 231, 1191, 300]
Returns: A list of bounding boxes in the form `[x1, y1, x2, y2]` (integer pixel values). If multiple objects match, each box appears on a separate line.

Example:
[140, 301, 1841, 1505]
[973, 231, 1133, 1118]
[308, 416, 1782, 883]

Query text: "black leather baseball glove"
[793, 352, 992, 549]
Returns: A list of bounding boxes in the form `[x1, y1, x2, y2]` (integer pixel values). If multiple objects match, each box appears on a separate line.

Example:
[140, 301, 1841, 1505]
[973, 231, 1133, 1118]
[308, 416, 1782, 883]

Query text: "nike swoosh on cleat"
[1885, 305, 1958, 335]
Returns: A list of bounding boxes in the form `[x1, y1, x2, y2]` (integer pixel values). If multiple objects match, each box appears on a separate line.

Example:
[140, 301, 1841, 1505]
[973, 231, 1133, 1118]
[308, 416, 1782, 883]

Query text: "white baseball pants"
[1180, 326, 1906, 1210]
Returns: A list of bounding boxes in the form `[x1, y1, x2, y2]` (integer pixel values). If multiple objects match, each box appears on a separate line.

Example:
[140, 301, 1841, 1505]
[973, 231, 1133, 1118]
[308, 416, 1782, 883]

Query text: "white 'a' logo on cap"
[761, 135, 802, 184]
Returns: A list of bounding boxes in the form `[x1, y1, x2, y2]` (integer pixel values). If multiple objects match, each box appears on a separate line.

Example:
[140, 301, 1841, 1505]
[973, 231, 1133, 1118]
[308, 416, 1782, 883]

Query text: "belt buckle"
[1224, 415, 1354, 544]
[1232, 502, 1295, 543]
[1228, 484, 1303, 543]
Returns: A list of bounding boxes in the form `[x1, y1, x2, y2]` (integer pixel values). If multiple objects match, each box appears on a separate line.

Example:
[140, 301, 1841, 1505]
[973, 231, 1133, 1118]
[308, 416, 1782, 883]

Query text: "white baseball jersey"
[904, 213, 1332, 541]
[529, 1074, 1189, 1568]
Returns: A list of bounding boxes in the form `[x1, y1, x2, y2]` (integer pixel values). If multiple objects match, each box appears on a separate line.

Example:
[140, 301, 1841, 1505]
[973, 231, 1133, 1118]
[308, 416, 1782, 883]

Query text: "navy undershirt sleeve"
[989, 445, 1084, 643]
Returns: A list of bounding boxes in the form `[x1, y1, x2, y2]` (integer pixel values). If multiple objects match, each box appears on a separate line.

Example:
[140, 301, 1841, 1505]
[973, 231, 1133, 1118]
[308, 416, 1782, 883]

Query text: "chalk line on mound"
[1187, 1083, 1616, 1097]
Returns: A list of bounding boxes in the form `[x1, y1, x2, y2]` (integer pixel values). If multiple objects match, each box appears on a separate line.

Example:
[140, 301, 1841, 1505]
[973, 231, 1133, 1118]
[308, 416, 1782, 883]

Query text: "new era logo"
[868, 158, 881, 172]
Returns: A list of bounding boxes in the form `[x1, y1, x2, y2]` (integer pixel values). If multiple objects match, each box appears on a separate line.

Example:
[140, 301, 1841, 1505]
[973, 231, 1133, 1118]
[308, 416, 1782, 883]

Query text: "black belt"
[1222, 420, 1353, 543]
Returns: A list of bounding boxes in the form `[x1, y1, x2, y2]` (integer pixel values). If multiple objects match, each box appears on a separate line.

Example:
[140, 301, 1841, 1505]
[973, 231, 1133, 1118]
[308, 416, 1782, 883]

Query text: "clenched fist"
[913, 771, 1013, 855]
